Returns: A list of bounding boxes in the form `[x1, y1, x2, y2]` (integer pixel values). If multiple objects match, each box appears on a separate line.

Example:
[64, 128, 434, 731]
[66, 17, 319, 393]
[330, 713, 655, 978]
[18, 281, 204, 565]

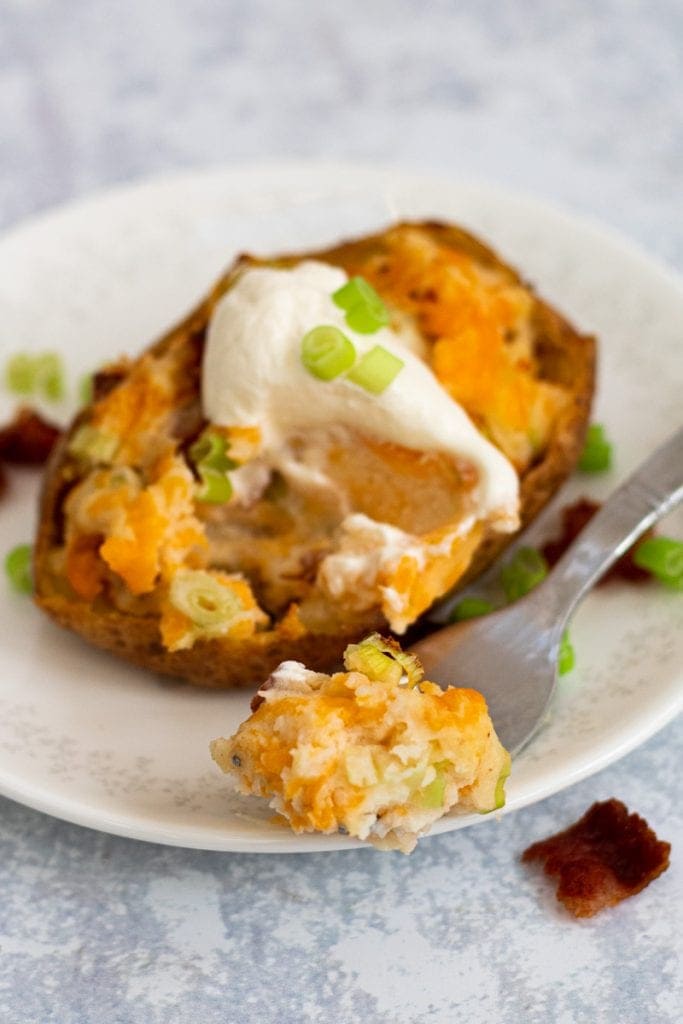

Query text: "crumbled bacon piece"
[0, 406, 62, 464]
[250, 674, 277, 712]
[542, 498, 652, 584]
[92, 361, 129, 402]
[522, 799, 670, 917]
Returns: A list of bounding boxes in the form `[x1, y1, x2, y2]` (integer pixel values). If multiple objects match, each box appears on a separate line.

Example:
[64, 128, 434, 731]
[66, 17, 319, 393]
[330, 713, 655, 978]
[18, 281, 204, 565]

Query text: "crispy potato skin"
[34, 590, 384, 689]
[34, 221, 595, 688]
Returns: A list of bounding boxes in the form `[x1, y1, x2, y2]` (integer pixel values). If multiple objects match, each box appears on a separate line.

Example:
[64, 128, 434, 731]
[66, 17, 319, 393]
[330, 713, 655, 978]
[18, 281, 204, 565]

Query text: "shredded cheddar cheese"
[352, 228, 566, 470]
[65, 456, 208, 597]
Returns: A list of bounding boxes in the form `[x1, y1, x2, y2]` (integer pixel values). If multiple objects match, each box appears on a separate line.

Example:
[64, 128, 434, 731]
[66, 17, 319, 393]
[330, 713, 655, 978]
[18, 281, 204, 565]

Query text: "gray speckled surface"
[1, 2, 682, 1021]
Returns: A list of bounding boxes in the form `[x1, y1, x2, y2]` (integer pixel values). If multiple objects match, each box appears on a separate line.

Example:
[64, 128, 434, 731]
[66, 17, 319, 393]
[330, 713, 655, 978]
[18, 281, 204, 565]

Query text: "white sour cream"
[202, 261, 519, 526]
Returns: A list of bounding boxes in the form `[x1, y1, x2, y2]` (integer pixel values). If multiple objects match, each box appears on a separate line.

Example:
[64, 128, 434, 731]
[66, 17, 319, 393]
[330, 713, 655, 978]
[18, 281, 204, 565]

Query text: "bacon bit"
[0, 407, 61, 464]
[92, 362, 130, 402]
[522, 800, 671, 918]
[542, 498, 652, 584]
[250, 675, 277, 713]
[280, 550, 324, 584]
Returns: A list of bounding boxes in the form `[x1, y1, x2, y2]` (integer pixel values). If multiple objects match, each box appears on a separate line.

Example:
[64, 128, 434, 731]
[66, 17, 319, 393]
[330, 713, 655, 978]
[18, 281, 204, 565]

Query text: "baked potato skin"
[34, 221, 595, 688]
[33, 590, 384, 689]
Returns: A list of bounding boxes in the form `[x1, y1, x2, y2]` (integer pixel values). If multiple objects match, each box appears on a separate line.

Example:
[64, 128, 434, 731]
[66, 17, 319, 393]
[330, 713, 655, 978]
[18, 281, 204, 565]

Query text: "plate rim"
[3, 158, 683, 295]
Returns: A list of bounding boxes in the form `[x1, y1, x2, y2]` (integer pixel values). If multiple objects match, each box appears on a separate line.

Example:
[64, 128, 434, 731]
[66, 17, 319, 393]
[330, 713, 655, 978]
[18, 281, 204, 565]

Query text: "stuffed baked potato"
[34, 221, 595, 687]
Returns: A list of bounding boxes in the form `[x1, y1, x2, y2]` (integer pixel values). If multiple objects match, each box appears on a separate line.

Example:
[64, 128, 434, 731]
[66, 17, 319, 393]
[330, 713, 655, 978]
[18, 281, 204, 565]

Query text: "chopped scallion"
[345, 300, 390, 334]
[36, 353, 64, 402]
[344, 641, 403, 686]
[500, 546, 548, 602]
[332, 276, 390, 334]
[169, 570, 242, 629]
[419, 772, 446, 809]
[301, 325, 356, 381]
[5, 354, 37, 395]
[578, 424, 612, 472]
[4, 352, 65, 402]
[449, 596, 495, 622]
[558, 630, 575, 675]
[68, 424, 119, 463]
[346, 345, 404, 394]
[493, 759, 511, 810]
[189, 430, 236, 504]
[343, 633, 424, 687]
[332, 277, 386, 328]
[633, 536, 683, 590]
[5, 543, 33, 594]
[332, 276, 378, 312]
[478, 755, 511, 815]
[196, 468, 233, 503]
[79, 373, 94, 405]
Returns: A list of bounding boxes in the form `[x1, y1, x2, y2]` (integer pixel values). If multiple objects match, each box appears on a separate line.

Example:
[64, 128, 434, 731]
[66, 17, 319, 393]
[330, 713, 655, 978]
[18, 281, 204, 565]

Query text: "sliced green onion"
[344, 633, 424, 688]
[196, 468, 233, 503]
[493, 757, 511, 810]
[418, 770, 447, 809]
[36, 353, 64, 402]
[633, 536, 683, 590]
[301, 325, 356, 381]
[558, 630, 575, 675]
[170, 570, 242, 629]
[578, 423, 612, 472]
[4, 352, 65, 401]
[346, 300, 390, 335]
[333, 276, 390, 334]
[68, 424, 119, 463]
[5, 543, 33, 594]
[5, 354, 37, 395]
[347, 345, 404, 394]
[79, 373, 94, 405]
[500, 546, 548, 602]
[189, 431, 232, 472]
[333, 276, 379, 312]
[344, 639, 403, 686]
[449, 596, 495, 622]
[478, 754, 511, 815]
[189, 430, 236, 504]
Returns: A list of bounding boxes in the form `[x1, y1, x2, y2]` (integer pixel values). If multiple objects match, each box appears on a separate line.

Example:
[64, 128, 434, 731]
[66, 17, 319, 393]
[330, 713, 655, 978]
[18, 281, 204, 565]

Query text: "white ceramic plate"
[0, 163, 680, 853]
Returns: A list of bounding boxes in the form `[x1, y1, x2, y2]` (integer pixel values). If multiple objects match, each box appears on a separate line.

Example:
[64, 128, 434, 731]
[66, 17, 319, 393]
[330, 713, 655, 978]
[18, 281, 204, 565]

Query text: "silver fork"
[409, 425, 683, 755]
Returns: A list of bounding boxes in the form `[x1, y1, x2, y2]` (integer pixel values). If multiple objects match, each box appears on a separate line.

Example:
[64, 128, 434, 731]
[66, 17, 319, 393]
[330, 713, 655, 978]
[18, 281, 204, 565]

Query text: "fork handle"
[530, 424, 683, 629]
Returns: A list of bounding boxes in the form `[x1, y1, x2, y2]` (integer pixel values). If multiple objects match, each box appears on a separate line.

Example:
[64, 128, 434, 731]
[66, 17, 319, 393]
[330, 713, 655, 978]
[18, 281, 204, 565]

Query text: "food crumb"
[0, 406, 62, 464]
[522, 799, 670, 918]
[542, 498, 652, 584]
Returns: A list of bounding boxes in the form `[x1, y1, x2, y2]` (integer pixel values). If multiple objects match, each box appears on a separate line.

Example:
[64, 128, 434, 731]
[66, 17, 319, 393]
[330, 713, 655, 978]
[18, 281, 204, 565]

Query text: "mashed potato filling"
[211, 634, 510, 853]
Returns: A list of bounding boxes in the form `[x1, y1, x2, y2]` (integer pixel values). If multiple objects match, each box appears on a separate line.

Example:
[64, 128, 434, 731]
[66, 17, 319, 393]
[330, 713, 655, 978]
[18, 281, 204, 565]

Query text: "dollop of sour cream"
[202, 261, 519, 527]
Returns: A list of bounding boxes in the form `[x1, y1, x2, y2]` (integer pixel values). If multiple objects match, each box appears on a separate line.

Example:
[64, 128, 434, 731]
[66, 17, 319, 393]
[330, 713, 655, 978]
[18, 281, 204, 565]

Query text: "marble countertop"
[1, 2, 681, 1021]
